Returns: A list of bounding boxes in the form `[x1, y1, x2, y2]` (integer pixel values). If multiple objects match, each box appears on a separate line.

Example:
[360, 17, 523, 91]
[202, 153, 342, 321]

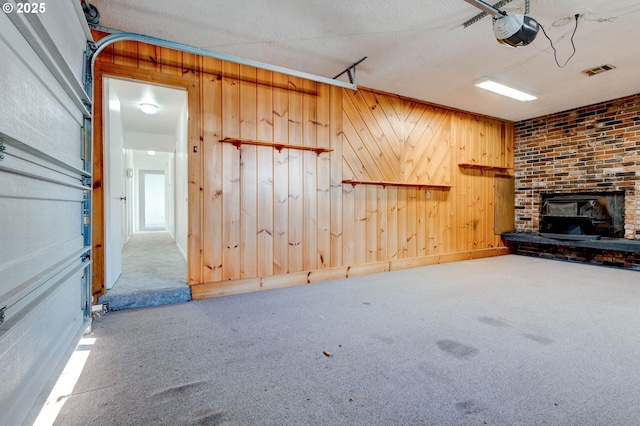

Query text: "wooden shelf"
[220, 138, 333, 155]
[458, 163, 511, 172]
[342, 180, 452, 189]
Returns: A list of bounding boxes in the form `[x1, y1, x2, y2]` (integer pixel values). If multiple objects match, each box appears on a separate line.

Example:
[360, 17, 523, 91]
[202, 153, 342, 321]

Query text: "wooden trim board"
[191, 247, 511, 300]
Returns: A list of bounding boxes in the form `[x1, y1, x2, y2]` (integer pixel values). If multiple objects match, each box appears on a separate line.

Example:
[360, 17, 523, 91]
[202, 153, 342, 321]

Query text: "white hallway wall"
[174, 100, 188, 260]
[104, 82, 125, 290]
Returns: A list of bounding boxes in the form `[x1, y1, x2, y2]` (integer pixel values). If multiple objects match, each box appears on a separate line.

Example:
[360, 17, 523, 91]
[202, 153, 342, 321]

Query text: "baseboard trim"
[191, 247, 512, 300]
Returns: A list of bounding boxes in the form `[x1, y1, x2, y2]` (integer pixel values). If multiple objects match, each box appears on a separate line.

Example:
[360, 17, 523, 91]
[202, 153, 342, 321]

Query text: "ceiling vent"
[581, 64, 616, 77]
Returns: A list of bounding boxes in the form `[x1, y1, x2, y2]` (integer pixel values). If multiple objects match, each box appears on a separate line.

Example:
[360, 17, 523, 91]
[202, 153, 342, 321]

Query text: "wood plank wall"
[92, 33, 513, 300]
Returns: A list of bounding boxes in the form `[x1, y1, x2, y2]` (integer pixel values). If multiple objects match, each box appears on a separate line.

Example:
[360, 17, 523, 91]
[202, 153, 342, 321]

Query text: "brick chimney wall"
[514, 94, 640, 240]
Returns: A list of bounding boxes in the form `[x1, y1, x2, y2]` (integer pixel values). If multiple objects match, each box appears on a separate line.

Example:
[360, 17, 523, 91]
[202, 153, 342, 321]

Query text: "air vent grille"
[581, 64, 616, 77]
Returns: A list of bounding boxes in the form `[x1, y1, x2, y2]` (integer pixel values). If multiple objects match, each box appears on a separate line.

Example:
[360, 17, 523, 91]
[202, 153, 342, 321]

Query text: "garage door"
[0, 2, 93, 424]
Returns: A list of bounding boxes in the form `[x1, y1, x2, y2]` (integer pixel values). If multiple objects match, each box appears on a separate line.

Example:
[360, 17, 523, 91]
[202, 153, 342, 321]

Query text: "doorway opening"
[99, 77, 190, 310]
[140, 170, 166, 231]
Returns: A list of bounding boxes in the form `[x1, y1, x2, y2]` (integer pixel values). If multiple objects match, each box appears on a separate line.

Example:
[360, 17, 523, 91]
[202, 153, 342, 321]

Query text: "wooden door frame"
[92, 62, 199, 301]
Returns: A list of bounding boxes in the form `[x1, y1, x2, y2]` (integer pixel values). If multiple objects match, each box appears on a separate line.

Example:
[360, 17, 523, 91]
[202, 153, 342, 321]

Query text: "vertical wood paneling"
[92, 73, 105, 295]
[222, 61, 241, 280]
[288, 77, 303, 273]
[316, 83, 331, 269]
[426, 192, 437, 255]
[239, 65, 258, 278]
[377, 186, 387, 261]
[257, 69, 274, 277]
[202, 57, 223, 283]
[137, 43, 159, 71]
[160, 48, 182, 76]
[366, 184, 377, 263]
[187, 67, 202, 285]
[342, 182, 355, 265]
[417, 188, 426, 257]
[387, 187, 398, 260]
[183, 52, 197, 77]
[303, 79, 317, 270]
[94, 36, 514, 298]
[329, 86, 343, 268]
[354, 185, 367, 265]
[113, 40, 138, 68]
[397, 188, 408, 258]
[272, 73, 289, 274]
[407, 188, 417, 257]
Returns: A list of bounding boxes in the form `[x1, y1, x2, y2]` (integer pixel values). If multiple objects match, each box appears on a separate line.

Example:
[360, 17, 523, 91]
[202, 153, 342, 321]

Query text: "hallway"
[98, 232, 190, 310]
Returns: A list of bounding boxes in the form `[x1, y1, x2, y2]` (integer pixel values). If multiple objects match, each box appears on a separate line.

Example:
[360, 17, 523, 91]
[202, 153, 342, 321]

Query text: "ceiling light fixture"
[475, 79, 537, 102]
[140, 103, 158, 114]
[147, 150, 156, 156]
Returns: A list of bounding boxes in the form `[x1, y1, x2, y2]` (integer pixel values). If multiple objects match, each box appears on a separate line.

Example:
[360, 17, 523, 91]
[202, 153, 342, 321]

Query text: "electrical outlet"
[553, 9, 590, 27]
[426, 190, 431, 200]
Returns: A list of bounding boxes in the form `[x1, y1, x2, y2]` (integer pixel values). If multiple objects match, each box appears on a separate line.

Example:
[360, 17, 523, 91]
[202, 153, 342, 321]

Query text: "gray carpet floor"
[57, 255, 640, 425]
[98, 232, 190, 310]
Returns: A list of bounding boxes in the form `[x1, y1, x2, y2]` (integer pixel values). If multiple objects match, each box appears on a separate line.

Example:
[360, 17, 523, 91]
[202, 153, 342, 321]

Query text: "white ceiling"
[107, 78, 186, 138]
[92, 0, 640, 122]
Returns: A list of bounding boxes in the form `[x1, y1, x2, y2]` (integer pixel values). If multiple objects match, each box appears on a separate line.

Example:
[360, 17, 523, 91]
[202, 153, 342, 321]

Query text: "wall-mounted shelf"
[458, 163, 511, 172]
[342, 180, 452, 189]
[220, 138, 333, 156]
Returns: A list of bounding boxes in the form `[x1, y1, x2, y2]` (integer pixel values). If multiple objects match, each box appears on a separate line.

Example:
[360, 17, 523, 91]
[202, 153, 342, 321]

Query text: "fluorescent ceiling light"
[475, 79, 537, 102]
[140, 103, 158, 114]
[147, 150, 156, 156]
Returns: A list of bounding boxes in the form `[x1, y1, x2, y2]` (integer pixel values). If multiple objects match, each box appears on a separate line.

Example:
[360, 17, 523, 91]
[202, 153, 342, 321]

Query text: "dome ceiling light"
[140, 103, 158, 114]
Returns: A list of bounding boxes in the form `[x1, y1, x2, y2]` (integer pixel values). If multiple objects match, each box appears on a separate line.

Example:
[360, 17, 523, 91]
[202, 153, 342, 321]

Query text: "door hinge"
[0, 306, 6, 326]
[0, 141, 5, 161]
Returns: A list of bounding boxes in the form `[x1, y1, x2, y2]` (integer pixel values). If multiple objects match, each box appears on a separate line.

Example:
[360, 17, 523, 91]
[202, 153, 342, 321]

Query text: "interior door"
[105, 79, 124, 290]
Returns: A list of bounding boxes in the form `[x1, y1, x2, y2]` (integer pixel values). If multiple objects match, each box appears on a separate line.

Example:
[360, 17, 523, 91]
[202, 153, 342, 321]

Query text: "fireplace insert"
[540, 192, 625, 239]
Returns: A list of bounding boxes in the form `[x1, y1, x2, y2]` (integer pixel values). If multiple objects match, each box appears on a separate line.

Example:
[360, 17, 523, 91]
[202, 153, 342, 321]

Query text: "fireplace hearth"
[539, 192, 625, 240]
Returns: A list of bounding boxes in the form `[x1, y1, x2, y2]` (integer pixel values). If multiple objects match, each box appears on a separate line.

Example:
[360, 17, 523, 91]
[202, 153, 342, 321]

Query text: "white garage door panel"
[35, 0, 88, 80]
[0, 2, 91, 423]
[0, 168, 84, 202]
[0, 269, 85, 426]
[0, 239, 85, 319]
[0, 18, 85, 168]
[0, 141, 88, 191]
[0, 198, 82, 267]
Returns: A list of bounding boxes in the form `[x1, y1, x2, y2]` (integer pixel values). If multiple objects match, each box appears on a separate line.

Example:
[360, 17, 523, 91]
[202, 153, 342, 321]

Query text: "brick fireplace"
[513, 93, 640, 240]
[504, 94, 640, 270]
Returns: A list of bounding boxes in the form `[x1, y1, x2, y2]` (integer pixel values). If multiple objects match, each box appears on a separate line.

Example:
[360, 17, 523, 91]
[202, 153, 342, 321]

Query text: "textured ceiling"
[92, 0, 640, 121]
